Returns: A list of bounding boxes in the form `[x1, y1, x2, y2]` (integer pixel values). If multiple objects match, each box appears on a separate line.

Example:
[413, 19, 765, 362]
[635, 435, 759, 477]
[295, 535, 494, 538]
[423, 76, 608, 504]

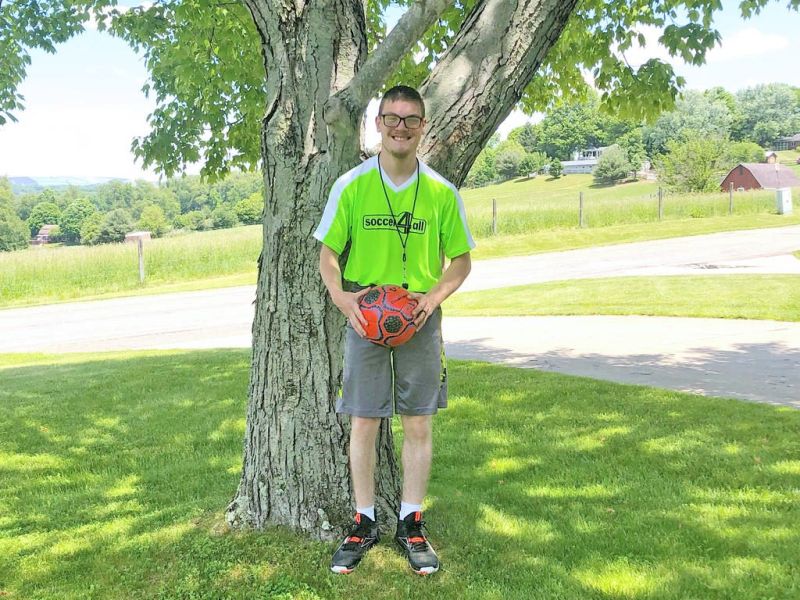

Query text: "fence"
[474, 187, 783, 238]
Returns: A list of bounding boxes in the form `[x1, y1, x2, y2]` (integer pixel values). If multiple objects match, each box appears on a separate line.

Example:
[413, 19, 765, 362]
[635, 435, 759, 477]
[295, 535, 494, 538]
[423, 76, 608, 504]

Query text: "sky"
[1, 2, 799, 181]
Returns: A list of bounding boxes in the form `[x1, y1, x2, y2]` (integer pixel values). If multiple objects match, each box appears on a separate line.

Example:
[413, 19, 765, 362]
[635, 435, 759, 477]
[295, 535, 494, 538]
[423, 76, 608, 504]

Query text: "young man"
[314, 85, 474, 575]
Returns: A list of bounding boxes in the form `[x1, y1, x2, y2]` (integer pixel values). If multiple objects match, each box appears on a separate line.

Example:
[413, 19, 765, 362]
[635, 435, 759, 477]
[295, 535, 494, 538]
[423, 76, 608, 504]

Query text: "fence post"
[729, 182, 734, 215]
[492, 198, 497, 235]
[137, 238, 145, 284]
[579, 192, 585, 228]
[658, 186, 664, 221]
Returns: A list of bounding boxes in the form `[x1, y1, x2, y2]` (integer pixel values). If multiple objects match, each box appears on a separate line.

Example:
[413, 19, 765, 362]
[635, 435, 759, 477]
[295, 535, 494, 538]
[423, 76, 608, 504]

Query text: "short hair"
[379, 85, 425, 118]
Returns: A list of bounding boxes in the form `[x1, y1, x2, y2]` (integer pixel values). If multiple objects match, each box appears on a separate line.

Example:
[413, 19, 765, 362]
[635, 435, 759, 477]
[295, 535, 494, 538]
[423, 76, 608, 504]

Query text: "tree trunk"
[226, 0, 402, 540]
[227, 0, 578, 541]
[419, 0, 579, 185]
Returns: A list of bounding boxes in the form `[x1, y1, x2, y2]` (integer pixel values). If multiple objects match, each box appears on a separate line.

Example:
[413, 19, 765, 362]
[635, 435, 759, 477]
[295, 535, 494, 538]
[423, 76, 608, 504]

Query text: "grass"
[1, 351, 800, 599]
[2, 174, 800, 308]
[445, 275, 800, 321]
[775, 149, 800, 177]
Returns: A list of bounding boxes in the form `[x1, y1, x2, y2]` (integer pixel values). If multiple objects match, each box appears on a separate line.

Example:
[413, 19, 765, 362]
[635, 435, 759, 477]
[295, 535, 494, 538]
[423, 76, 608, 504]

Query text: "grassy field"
[446, 274, 800, 321]
[2, 173, 799, 308]
[2, 351, 799, 599]
[776, 149, 800, 177]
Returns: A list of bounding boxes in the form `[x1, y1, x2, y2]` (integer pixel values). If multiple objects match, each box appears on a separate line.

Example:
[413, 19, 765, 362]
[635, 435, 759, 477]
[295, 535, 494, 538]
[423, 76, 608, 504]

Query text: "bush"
[234, 193, 263, 225]
[593, 144, 634, 184]
[465, 149, 497, 188]
[656, 134, 725, 192]
[0, 208, 30, 251]
[211, 206, 239, 229]
[549, 158, 563, 178]
[177, 210, 209, 231]
[494, 140, 526, 180]
[518, 152, 548, 177]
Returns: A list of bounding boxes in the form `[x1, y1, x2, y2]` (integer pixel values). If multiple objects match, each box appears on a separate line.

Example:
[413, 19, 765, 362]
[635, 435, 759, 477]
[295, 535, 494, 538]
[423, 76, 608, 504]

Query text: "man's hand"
[332, 287, 372, 338]
[408, 292, 440, 330]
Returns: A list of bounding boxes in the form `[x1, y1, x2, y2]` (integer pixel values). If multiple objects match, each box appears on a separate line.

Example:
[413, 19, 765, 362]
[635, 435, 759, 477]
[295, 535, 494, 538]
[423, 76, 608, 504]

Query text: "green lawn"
[446, 275, 800, 321]
[2, 351, 799, 599]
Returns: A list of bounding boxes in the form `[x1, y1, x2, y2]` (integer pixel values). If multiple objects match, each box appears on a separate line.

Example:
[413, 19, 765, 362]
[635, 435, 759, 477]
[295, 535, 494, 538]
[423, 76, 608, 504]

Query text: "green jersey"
[314, 155, 475, 292]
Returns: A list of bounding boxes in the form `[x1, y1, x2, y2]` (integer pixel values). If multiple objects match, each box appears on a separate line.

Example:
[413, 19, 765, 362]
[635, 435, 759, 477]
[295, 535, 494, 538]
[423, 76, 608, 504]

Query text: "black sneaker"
[395, 511, 440, 575]
[330, 513, 379, 574]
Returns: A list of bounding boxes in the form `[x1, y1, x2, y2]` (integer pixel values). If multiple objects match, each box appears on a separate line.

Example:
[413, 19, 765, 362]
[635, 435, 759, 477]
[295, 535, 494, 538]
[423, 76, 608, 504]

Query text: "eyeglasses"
[380, 114, 423, 129]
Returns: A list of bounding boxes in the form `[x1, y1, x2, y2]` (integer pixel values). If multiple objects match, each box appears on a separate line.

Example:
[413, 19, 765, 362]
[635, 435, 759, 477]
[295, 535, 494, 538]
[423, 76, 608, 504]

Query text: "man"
[314, 85, 474, 575]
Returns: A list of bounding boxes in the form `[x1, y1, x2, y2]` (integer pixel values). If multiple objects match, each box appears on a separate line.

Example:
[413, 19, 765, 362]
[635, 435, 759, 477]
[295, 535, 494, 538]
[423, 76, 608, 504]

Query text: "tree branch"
[335, 0, 452, 113]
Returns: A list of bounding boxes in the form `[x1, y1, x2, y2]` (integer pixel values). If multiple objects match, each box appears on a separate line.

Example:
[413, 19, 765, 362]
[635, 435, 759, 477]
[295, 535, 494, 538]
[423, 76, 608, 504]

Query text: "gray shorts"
[337, 307, 448, 418]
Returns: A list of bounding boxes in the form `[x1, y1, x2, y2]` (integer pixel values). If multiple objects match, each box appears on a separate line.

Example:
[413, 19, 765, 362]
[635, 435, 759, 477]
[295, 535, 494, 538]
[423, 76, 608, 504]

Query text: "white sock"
[399, 502, 422, 520]
[356, 505, 375, 521]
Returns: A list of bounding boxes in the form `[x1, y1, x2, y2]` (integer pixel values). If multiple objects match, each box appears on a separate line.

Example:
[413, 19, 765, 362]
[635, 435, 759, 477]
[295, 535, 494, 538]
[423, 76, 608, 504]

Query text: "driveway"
[2, 225, 799, 407]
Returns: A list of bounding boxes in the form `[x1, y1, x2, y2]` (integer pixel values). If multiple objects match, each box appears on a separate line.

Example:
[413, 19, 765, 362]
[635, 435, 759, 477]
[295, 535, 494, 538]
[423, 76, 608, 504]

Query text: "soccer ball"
[358, 285, 419, 347]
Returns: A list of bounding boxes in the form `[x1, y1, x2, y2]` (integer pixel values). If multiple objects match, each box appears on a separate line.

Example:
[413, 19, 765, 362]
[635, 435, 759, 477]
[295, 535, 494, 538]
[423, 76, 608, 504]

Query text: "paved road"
[2, 226, 799, 406]
[462, 224, 800, 291]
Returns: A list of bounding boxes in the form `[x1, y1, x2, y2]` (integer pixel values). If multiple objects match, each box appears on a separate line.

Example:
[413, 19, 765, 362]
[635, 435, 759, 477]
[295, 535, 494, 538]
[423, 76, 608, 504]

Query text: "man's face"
[375, 99, 425, 160]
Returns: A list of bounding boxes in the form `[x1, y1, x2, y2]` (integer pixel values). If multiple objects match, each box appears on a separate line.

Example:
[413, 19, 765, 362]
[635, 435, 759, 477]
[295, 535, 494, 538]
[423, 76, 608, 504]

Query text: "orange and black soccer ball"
[358, 285, 418, 347]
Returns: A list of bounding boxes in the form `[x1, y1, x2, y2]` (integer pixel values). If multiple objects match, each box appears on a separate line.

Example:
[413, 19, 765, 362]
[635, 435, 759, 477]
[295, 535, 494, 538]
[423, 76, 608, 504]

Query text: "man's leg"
[350, 416, 382, 511]
[400, 415, 433, 505]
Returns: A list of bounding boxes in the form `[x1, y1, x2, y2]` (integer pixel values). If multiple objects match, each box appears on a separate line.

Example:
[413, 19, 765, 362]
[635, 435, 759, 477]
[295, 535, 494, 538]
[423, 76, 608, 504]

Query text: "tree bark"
[228, 0, 578, 541]
[419, 0, 580, 186]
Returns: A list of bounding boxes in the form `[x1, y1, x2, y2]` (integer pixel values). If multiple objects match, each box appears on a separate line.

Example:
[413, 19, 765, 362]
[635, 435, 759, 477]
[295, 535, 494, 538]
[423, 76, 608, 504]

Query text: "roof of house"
[775, 133, 800, 142]
[730, 163, 800, 188]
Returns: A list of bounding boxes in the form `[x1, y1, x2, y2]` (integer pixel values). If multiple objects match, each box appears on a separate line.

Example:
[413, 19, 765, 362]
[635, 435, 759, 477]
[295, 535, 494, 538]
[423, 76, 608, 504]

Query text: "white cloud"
[706, 27, 789, 62]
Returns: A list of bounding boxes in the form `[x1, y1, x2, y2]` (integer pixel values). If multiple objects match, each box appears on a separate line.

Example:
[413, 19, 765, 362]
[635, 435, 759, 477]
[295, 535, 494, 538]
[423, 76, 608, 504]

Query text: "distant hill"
[8, 176, 133, 195]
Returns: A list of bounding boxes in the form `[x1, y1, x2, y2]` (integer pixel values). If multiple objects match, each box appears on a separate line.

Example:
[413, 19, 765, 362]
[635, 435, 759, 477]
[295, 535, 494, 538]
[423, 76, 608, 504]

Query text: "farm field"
[2, 173, 799, 308]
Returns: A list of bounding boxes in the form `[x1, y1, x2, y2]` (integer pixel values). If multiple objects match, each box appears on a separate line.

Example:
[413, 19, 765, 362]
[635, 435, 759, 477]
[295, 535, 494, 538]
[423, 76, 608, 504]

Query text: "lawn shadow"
[2, 351, 799, 599]
[427, 360, 800, 598]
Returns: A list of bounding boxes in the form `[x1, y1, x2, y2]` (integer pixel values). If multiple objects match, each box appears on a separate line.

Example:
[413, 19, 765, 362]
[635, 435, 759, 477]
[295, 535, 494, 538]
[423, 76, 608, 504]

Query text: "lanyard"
[377, 153, 420, 290]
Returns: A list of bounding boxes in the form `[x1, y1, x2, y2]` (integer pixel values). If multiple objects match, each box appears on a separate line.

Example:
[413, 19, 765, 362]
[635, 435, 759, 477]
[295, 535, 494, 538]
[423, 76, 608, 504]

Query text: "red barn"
[720, 163, 800, 191]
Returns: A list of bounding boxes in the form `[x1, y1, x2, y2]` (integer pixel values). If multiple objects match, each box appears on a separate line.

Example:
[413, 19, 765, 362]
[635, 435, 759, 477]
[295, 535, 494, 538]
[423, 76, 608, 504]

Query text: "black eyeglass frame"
[379, 113, 424, 129]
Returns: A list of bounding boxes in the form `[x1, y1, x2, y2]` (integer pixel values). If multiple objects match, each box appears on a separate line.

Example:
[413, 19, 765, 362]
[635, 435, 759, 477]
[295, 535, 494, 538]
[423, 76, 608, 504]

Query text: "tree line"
[0, 172, 264, 251]
[466, 83, 800, 190]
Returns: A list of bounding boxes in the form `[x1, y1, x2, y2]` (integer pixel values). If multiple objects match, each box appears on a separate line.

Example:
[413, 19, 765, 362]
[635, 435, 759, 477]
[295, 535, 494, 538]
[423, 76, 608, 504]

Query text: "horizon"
[1, 2, 799, 181]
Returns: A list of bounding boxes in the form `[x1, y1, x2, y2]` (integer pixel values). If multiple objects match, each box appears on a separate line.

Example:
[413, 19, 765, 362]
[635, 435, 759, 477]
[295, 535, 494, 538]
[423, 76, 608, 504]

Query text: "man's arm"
[319, 244, 370, 337]
[409, 252, 471, 328]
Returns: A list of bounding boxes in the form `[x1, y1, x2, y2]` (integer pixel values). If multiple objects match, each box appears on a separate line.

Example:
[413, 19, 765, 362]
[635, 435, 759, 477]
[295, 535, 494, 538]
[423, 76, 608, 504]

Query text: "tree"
[234, 193, 264, 225]
[26, 202, 61, 236]
[549, 158, 563, 178]
[0, 177, 28, 252]
[643, 90, 734, 157]
[80, 212, 104, 246]
[507, 123, 540, 153]
[733, 83, 800, 146]
[464, 148, 497, 188]
[138, 204, 170, 237]
[657, 133, 726, 192]
[98, 209, 134, 243]
[59, 198, 96, 244]
[720, 141, 765, 169]
[4, 0, 795, 543]
[593, 144, 633, 184]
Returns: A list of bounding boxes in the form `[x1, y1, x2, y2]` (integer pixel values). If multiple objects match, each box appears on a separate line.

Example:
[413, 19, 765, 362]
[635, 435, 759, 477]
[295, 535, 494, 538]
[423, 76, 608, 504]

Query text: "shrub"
[549, 158, 563, 178]
[98, 209, 134, 243]
[211, 206, 239, 229]
[80, 212, 104, 245]
[593, 144, 634, 184]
